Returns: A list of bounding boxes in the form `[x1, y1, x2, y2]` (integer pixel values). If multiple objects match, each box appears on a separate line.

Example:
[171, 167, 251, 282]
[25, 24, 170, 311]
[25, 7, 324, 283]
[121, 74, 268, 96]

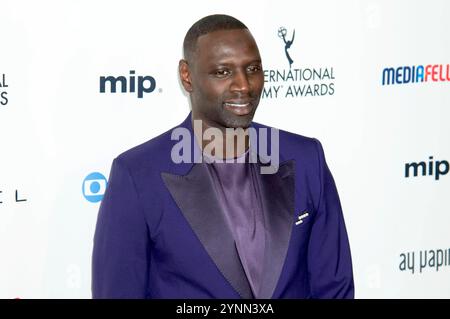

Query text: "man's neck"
[193, 119, 250, 160]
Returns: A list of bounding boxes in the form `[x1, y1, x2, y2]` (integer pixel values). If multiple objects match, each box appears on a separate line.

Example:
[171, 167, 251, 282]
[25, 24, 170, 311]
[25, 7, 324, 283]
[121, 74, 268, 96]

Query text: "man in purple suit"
[92, 14, 354, 299]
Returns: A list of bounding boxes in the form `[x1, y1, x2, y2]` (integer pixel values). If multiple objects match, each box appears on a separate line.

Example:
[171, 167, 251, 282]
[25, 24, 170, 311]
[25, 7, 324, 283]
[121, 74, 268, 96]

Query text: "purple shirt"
[205, 153, 266, 298]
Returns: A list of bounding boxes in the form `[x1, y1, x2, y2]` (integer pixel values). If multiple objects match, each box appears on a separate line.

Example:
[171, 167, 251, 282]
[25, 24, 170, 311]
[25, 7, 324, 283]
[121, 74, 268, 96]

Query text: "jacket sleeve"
[307, 139, 354, 298]
[92, 157, 150, 298]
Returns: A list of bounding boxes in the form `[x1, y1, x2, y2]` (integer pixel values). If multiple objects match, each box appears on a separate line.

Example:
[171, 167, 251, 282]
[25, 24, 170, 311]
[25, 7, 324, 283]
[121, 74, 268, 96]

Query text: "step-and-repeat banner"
[1, 0, 449, 298]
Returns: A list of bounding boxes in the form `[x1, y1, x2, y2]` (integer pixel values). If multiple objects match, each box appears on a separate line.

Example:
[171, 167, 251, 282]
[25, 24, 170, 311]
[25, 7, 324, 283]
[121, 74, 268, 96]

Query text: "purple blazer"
[92, 113, 354, 299]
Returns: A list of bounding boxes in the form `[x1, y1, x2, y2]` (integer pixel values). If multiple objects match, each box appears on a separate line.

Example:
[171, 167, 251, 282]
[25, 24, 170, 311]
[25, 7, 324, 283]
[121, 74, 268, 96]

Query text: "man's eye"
[247, 65, 262, 73]
[214, 69, 231, 77]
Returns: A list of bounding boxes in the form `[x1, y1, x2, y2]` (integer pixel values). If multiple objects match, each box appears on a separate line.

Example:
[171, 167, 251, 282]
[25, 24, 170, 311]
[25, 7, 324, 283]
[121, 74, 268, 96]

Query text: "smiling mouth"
[223, 102, 253, 116]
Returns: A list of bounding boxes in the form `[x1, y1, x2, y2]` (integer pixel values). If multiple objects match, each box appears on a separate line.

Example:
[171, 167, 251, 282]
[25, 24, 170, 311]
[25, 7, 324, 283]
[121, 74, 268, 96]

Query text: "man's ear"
[179, 59, 193, 92]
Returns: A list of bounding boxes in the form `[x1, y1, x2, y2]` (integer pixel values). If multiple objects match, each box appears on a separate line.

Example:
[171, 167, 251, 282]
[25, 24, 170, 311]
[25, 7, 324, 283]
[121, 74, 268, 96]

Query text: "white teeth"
[225, 103, 249, 108]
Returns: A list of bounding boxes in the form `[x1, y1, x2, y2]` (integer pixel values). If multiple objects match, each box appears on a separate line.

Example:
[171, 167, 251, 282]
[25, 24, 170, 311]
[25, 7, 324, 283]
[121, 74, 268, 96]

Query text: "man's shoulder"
[114, 125, 177, 174]
[253, 121, 328, 179]
[252, 121, 321, 156]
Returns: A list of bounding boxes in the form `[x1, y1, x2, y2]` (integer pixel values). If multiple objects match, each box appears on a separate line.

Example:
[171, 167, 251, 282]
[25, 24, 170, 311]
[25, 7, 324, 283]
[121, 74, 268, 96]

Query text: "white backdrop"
[0, 0, 449, 298]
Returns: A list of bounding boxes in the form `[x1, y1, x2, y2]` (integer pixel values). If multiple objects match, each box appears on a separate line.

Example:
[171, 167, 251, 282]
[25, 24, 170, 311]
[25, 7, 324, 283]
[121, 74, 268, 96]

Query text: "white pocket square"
[295, 211, 309, 225]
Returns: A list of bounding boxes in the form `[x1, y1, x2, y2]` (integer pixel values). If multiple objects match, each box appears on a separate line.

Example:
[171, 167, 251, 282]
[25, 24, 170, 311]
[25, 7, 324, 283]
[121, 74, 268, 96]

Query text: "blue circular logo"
[82, 172, 107, 203]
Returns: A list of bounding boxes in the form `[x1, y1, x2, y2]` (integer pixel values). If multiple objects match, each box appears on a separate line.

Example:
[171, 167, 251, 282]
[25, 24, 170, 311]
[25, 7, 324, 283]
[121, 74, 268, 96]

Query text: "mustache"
[222, 92, 259, 102]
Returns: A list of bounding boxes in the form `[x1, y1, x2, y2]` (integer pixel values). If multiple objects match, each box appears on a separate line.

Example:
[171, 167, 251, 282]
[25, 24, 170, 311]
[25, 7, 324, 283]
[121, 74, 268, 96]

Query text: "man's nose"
[230, 70, 250, 93]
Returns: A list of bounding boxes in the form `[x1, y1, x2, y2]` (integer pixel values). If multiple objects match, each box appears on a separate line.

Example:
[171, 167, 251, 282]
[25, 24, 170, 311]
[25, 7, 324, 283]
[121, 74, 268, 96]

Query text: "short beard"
[220, 106, 257, 129]
[222, 115, 253, 129]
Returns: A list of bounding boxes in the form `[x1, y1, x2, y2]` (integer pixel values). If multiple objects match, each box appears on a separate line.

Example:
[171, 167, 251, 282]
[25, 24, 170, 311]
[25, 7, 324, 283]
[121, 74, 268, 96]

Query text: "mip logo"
[278, 27, 295, 69]
[99, 70, 157, 98]
[82, 172, 107, 203]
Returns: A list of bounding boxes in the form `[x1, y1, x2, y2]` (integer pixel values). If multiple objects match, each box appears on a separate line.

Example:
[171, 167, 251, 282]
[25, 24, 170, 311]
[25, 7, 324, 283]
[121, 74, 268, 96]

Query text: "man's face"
[180, 29, 264, 129]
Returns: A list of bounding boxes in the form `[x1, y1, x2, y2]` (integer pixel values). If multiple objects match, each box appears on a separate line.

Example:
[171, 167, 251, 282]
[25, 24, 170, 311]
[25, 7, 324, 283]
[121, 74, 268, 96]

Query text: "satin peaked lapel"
[161, 164, 254, 299]
[254, 160, 296, 299]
